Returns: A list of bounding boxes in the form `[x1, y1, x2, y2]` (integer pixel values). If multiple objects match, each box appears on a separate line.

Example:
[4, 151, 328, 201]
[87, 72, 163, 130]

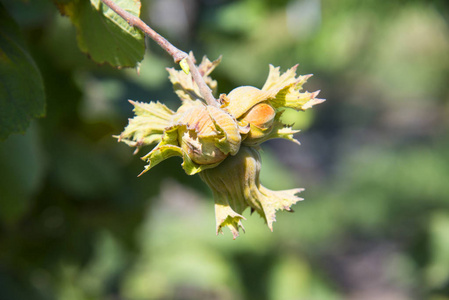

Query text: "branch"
[99, 0, 219, 107]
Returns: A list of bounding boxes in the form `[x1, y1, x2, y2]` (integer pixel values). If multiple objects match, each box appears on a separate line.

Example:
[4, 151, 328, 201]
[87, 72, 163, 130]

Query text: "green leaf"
[59, 0, 145, 68]
[214, 201, 245, 239]
[139, 125, 183, 176]
[0, 5, 45, 140]
[117, 101, 174, 150]
[167, 53, 221, 102]
[139, 144, 184, 176]
[138, 125, 221, 176]
[180, 150, 222, 176]
[262, 65, 325, 111]
[0, 124, 45, 225]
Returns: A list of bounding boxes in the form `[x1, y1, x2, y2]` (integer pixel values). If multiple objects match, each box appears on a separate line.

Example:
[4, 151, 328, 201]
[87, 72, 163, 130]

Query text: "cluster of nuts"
[118, 55, 324, 238]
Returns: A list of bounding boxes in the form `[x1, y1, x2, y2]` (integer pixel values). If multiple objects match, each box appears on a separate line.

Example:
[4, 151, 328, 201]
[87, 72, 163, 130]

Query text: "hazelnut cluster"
[118, 55, 324, 238]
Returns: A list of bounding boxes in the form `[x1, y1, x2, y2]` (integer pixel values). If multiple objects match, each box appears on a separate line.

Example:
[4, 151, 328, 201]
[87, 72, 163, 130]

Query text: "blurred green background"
[1, 0, 449, 299]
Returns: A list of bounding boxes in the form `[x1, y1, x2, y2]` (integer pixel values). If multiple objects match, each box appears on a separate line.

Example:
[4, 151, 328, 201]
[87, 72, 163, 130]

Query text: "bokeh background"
[1, 0, 449, 299]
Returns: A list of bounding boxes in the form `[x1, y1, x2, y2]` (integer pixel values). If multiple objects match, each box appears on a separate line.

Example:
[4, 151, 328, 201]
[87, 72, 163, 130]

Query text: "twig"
[100, 0, 219, 107]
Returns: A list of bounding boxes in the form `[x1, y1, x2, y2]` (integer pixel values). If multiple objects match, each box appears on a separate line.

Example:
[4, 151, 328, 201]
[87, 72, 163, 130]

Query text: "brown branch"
[100, 0, 219, 107]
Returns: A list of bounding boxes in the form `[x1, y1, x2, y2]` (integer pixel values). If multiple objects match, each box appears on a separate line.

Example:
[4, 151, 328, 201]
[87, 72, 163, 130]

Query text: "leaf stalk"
[99, 0, 219, 107]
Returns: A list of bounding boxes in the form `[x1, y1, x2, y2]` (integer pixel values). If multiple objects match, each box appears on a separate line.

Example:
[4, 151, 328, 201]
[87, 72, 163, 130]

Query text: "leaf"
[167, 53, 221, 103]
[257, 185, 303, 231]
[262, 65, 325, 111]
[58, 0, 145, 68]
[180, 150, 222, 176]
[243, 112, 301, 146]
[139, 125, 182, 174]
[197, 55, 222, 93]
[262, 64, 302, 91]
[117, 101, 174, 151]
[214, 202, 245, 239]
[139, 144, 184, 177]
[0, 125, 45, 225]
[139, 124, 221, 176]
[0, 5, 45, 140]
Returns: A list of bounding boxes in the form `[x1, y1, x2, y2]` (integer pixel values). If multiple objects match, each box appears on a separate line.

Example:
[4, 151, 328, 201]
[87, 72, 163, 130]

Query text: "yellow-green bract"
[117, 54, 324, 238]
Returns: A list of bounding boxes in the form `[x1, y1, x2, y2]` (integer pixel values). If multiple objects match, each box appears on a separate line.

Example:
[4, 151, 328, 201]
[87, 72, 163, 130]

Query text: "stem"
[100, 0, 219, 107]
[185, 57, 219, 107]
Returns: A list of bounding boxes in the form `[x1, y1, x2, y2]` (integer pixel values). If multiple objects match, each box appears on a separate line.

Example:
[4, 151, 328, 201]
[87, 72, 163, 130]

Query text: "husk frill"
[117, 55, 324, 238]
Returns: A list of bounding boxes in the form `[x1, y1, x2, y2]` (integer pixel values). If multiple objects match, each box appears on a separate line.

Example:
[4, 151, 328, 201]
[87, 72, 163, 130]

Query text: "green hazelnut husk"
[200, 146, 303, 239]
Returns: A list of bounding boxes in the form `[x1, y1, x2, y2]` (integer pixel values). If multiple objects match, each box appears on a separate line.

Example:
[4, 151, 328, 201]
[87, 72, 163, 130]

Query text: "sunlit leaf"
[58, 0, 145, 68]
